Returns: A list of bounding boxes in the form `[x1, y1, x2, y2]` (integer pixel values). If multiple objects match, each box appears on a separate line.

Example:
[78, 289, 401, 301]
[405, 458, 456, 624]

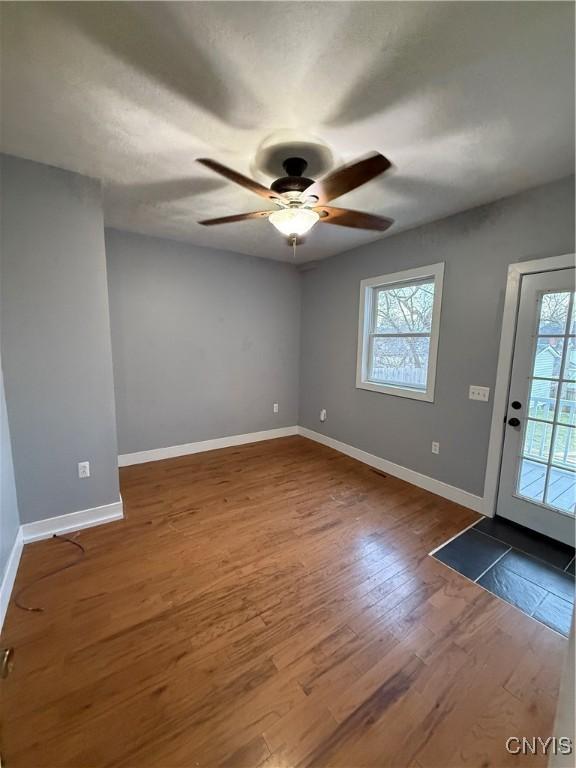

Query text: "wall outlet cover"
[78, 461, 90, 479]
[273, 403, 279, 413]
[320, 408, 327, 422]
[431, 441, 440, 454]
[469, 385, 490, 402]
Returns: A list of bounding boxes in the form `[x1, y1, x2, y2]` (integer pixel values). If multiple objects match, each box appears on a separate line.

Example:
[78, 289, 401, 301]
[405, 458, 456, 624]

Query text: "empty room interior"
[1, 2, 575, 766]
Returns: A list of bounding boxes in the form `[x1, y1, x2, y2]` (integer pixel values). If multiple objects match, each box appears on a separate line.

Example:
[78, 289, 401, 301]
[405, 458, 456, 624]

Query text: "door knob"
[507, 417, 521, 427]
[511, 401, 522, 410]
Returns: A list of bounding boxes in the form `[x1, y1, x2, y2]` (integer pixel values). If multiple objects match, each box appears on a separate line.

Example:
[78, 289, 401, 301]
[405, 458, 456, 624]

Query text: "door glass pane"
[558, 382, 576, 425]
[533, 338, 564, 378]
[565, 337, 576, 381]
[528, 379, 558, 422]
[522, 420, 553, 462]
[517, 459, 546, 503]
[552, 425, 576, 468]
[369, 336, 430, 389]
[514, 286, 575, 515]
[538, 291, 571, 335]
[545, 466, 576, 514]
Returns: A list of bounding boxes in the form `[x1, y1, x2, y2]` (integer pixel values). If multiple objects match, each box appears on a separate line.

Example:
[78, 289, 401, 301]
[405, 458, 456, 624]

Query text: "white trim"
[298, 427, 484, 513]
[356, 262, 445, 403]
[482, 252, 576, 518]
[21, 499, 124, 543]
[0, 527, 24, 632]
[118, 426, 299, 467]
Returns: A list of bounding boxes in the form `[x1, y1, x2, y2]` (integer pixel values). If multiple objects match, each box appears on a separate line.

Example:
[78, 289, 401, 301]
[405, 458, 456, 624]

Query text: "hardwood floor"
[0, 436, 567, 767]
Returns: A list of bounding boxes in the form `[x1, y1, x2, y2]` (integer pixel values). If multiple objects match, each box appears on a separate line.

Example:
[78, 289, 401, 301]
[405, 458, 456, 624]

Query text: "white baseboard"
[0, 527, 24, 632]
[21, 499, 124, 544]
[118, 426, 299, 467]
[298, 427, 485, 514]
[117, 425, 485, 514]
[2, 428, 483, 632]
[1, 499, 123, 632]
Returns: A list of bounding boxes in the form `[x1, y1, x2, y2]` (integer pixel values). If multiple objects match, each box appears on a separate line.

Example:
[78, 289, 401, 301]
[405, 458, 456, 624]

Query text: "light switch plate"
[469, 385, 490, 402]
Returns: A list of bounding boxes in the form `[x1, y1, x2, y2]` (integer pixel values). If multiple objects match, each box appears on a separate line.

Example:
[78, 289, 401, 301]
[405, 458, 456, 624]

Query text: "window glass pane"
[522, 420, 552, 462]
[552, 425, 575, 468]
[545, 465, 576, 514]
[528, 379, 558, 422]
[533, 337, 564, 379]
[538, 291, 570, 335]
[370, 336, 430, 390]
[374, 280, 435, 334]
[516, 458, 546, 503]
[565, 337, 576, 381]
[558, 383, 576, 426]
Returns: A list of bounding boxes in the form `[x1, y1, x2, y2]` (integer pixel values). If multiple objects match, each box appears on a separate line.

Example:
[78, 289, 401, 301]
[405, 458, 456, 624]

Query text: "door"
[497, 267, 576, 545]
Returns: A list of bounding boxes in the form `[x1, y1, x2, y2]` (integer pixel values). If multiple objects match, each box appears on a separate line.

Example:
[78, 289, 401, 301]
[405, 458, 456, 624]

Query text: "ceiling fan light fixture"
[268, 207, 319, 237]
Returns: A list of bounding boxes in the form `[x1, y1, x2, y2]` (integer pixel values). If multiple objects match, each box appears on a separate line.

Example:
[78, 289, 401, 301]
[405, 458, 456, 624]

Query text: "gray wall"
[0, 348, 20, 582]
[105, 229, 300, 455]
[0, 205, 20, 578]
[0, 155, 120, 524]
[1, 153, 572, 529]
[299, 176, 575, 497]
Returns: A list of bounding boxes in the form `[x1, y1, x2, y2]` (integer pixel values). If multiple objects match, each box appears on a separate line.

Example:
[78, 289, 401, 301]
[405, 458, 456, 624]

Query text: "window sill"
[356, 379, 435, 402]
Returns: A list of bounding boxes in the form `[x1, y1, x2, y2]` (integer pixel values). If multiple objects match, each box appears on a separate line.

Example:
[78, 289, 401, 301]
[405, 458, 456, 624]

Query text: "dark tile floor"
[475, 516, 574, 569]
[432, 516, 575, 636]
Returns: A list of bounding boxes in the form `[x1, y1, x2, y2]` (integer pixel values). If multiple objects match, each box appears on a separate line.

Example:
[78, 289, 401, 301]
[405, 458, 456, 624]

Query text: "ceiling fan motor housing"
[270, 157, 315, 194]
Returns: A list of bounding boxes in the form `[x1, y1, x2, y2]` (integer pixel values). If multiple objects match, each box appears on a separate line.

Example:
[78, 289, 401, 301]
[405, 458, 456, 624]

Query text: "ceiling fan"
[196, 152, 394, 242]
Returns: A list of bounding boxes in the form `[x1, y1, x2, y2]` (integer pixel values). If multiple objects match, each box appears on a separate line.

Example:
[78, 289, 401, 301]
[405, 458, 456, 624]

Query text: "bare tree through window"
[370, 279, 435, 389]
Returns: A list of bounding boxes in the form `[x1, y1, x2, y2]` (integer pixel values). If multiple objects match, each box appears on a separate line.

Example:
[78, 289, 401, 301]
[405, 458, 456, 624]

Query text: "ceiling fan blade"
[197, 159, 283, 203]
[198, 210, 272, 226]
[315, 206, 394, 231]
[304, 153, 392, 204]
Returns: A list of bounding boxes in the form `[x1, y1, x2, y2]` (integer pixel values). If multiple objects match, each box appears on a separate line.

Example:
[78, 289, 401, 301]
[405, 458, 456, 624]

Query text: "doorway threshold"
[431, 516, 574, 636]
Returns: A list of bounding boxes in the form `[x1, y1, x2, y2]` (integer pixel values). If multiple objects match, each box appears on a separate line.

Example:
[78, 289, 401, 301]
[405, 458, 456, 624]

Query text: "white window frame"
[356, 263, 445, 402]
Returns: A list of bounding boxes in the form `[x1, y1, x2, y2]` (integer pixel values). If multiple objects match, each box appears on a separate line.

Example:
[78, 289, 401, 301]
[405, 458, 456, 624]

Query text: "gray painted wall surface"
[105, 229, 300, 455]
[1, 222, 20, 578]
[299, 176, 575, 496]
[0, 358, 20, 580]
[0, 155, 120, 524]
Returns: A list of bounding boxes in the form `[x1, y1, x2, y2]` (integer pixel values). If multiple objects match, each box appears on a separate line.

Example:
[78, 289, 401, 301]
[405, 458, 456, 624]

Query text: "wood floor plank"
[0, 436, 567, 767]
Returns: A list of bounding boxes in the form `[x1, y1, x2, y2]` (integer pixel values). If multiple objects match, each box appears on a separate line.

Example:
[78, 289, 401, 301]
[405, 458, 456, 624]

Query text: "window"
[356, 263, 444, 401]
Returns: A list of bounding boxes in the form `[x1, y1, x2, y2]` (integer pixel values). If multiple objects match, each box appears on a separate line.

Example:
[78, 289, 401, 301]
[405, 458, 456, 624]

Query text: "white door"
[497, 267, 576, 545]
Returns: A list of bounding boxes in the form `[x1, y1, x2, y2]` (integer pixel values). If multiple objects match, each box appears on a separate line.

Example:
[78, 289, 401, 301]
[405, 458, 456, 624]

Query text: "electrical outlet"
[431, 441, 440, 454]
[320, 408, 327, 422]
[469, 385, 490, 402]
[273, 402, 279, 414]
[78, 461, 90, 479]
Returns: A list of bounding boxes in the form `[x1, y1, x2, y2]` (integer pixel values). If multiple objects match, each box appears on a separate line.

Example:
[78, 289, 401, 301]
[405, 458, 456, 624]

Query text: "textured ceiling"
[1, 1, 574, 263]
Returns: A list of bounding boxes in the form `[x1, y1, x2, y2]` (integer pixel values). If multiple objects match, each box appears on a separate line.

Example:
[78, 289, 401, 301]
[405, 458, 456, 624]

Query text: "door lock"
[507, 417, 521, 427]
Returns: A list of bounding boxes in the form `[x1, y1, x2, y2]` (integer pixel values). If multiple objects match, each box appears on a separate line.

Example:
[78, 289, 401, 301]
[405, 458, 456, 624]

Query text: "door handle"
[507, 417, 521, 427]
